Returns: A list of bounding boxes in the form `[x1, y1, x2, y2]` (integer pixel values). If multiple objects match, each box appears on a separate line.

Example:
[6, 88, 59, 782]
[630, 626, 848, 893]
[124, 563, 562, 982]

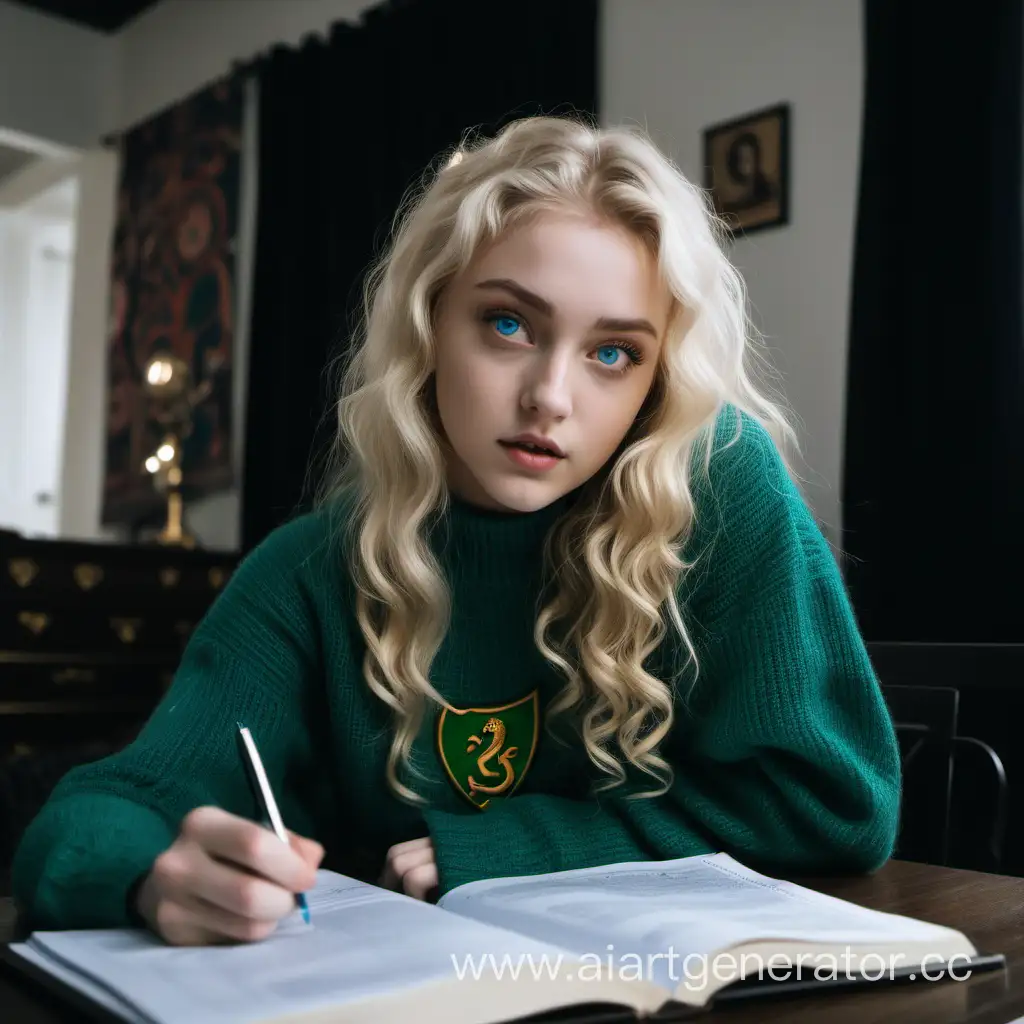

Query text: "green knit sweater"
[12, 413, 901, 930]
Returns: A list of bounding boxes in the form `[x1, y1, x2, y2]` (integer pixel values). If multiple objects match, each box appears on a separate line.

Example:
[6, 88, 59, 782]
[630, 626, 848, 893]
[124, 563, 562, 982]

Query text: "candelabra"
[141, 353, 209, 548]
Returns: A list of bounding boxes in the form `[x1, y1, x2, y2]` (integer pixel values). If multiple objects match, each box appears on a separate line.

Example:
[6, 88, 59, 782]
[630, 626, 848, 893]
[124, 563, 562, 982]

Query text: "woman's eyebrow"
[474, 278, 657, 337]
[593, 316, 658, 338]
[474, 278, 553, 316]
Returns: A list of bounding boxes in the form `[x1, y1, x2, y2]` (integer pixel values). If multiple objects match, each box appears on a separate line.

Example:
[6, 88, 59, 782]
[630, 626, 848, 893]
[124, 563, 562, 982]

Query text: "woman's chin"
[472, 476, 572, 514]
[446, 455, 574, 513]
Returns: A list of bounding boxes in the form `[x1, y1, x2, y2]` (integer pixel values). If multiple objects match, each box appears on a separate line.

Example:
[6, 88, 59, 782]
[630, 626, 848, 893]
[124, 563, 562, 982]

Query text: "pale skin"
[434, 209, 670, 514]
[134, 806, 323, 946]
[137, 210, 668, 945]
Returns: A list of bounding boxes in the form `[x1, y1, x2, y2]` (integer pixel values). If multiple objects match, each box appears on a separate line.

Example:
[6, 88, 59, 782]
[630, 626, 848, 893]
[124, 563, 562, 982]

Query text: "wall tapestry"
[102, 77, 242, 528]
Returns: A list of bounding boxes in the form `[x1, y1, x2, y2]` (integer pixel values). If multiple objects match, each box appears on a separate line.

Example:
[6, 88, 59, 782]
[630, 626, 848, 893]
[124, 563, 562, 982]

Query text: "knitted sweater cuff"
[14, 794, 176, 931]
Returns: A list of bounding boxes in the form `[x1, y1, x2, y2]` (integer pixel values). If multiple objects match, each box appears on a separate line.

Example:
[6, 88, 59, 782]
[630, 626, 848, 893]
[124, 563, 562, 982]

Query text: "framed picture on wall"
[703, 103, 790, 235]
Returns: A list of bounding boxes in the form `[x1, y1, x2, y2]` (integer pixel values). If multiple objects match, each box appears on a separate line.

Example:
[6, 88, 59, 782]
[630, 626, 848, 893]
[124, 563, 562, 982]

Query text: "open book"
[3, 853, 1003, 1024]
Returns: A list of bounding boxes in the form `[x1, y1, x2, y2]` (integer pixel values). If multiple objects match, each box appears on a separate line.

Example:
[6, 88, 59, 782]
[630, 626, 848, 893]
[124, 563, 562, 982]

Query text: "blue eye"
[493, 316, 521, 337]
[596, 346, 621, 366]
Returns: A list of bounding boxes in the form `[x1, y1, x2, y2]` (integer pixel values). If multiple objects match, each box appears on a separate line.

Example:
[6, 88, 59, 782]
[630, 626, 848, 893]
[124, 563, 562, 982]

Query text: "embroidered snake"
[466, 717, 518, 796]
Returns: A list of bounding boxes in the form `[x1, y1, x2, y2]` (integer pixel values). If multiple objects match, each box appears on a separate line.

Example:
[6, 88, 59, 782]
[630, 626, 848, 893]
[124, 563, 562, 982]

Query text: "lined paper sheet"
[12, 871, 575, 1024]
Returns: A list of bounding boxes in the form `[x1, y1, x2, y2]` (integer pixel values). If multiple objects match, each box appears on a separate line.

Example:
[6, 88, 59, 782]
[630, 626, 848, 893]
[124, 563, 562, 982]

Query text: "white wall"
[59, 149, 118, 541]
[0, 142, 79, 204]
[0, 0, 117, 148]
[601, 0, 864, 542]
[0, 214, 29, 525]
[0, 0, 109, 539]
[20, 214, 76, 536]
[0, 180, 77, 537]
[114, 0, 374, 133]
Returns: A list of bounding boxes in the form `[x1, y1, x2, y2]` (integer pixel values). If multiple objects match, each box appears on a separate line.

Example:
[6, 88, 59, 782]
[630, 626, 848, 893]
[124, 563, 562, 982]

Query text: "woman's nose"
[521, 355, 573, 420]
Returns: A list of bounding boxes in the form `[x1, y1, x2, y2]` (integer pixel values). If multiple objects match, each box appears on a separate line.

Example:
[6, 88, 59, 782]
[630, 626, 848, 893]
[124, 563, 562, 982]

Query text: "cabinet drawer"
[0, 655, 173, 704]
[0, 605, 198, 655]
[0, 706, 150, 763]
[2, 550, 235, 602]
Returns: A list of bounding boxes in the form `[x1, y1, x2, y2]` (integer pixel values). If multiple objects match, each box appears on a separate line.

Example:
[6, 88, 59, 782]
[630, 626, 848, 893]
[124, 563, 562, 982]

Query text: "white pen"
[236, 722, 311, 924]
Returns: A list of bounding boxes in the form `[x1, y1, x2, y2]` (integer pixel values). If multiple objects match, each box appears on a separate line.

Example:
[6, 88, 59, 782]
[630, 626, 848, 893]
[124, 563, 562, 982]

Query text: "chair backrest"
[868, 643, 1017, 874]
[880, 683, 958, 866]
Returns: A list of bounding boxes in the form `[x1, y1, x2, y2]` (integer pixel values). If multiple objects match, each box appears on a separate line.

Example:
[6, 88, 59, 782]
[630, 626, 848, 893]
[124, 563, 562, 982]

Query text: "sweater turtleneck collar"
[429, 487, 581, 577]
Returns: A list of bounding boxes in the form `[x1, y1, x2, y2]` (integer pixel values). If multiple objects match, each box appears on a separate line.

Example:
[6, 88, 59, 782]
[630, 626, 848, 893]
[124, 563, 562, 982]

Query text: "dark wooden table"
[717, 859, 1024, 1023]
[1, 860, 1022, 1023]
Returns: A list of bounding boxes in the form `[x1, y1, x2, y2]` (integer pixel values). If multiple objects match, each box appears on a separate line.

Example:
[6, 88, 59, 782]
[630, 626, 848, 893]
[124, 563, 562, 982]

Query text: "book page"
[438, 853, 971, 991]
[8, 942, 145, 1022]
[13, 871, 606, 1024]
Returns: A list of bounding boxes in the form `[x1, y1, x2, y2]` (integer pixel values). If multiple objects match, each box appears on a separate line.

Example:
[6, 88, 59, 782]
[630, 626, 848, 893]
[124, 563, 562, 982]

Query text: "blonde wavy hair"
[321, 115, 795, 802]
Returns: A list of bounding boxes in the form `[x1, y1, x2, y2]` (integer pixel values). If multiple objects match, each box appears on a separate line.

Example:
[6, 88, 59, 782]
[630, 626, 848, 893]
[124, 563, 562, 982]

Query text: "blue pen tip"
[298, 894, 310, 924]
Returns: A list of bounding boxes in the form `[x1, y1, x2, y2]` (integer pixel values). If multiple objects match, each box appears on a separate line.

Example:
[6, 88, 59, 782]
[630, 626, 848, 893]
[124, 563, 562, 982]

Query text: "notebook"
[2, 852, 1004, 1023]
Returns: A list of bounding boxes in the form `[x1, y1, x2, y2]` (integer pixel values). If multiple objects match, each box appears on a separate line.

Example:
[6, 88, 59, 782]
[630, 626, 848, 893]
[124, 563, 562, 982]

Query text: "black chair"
[881, 683, 1008, 872]
[950, 732, 1009, 872]
[882, 684, 958, 867]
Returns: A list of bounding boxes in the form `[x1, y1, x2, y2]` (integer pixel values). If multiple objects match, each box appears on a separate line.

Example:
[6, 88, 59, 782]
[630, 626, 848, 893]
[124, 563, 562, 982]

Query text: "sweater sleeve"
[423, 416, 901, 893]
[11, 514, 329, 930]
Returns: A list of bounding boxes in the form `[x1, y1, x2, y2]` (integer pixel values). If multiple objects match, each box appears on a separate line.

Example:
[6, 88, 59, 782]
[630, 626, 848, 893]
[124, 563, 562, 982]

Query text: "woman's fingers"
[155, 895, 278, 946]
[182, 806, 316, 892]
[287, 830, 325, 871]
[138, 807, 325, 947]
[380, 837, 432, 887]
[402, 861, 439, 901]
[189, 849, 297, 921]
[379, 837, 437, 898]
[151, 898, 214, 947]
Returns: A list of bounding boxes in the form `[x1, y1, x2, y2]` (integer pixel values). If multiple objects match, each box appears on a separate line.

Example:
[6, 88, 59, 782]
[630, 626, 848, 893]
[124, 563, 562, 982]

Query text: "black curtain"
[241, 0, 599, 550]
[842, 0, 1024, 641]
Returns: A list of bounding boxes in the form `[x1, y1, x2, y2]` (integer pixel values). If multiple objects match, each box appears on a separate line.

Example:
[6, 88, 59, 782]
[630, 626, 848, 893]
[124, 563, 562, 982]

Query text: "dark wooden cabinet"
[0, 529, 239, 760]
[0, 530, 241, 891]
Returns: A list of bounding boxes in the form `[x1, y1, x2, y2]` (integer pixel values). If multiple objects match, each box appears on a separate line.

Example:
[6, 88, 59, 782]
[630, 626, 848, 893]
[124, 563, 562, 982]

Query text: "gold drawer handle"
[52, 668, 97, 685]
[159, 567, 181, 588]
[18, 611, 50, 635]
[8, 558, 39, 588]
[110, 617, 142, 644]
[73, 563, 104, 591]
[208, 568, 227, 590]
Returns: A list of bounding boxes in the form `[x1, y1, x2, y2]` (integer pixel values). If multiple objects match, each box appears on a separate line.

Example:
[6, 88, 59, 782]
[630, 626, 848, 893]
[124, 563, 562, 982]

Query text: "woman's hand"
[379, 837, 438, 900]
[135, 806, 323, 946]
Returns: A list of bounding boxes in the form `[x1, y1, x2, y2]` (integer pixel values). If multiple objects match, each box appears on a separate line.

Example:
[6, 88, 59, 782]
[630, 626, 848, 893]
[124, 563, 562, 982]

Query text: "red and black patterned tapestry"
[102, 77, 243, 527]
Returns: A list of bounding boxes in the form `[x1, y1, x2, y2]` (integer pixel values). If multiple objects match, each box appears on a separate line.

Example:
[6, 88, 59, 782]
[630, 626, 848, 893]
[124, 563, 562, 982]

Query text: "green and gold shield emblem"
[436, 690, 539, 809]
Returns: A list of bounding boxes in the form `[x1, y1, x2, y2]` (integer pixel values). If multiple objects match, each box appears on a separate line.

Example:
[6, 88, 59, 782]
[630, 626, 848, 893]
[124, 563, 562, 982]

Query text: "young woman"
[13, 116, 900, 946]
